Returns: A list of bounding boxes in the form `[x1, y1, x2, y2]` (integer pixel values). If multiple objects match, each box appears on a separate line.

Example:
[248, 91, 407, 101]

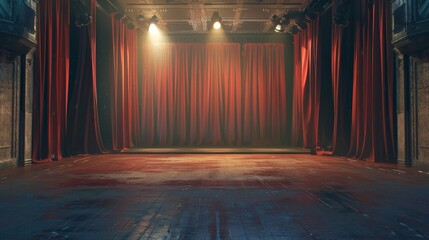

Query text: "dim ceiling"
[113, 0, 311, 33]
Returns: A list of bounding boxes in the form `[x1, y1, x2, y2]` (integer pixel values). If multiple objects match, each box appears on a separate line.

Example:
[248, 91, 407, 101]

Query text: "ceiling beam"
[188, 1, 201, 31]
[160, 18, 270, 23]
[126, 3, 305, 10]
[231, 0, 244, 32]
[197, 0, 208, 31]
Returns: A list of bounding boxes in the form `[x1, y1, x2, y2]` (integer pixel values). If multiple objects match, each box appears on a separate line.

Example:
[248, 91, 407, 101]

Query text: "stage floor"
[123, 147, 311, 154]
[1, 154, 428, 239]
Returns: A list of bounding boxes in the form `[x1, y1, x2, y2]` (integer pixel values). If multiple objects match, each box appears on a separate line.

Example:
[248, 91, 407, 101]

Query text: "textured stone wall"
[396, 54, 406, 165]
[0, 50, 18, 168]
[396, 52, 429, 167]
[414, 57, 429, 166]
[0, 0, 36, 168]
[23, 50, 34, 165]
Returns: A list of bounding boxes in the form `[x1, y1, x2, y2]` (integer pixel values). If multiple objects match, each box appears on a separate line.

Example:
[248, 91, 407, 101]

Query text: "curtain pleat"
[110, 16, 140, 151]
[140, 43, 287, 146]
[330, 0, 354, 155]
[348, 0, 395, 162]
[67, 0, 105, 154]
[33, 0, 70, 162]
[243, 43, 287, 146]
[293, 0, 396, 162]
[295, 17, 321, 149]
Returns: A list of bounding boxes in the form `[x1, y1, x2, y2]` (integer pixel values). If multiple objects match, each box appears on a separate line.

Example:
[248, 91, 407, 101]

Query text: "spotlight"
[149, 23, 158, 33]
[271, 14, 289, 33]
[271, 15, 281, 24]
[213, 21, 221, 29]
[271, 15, 283, 32]
[211, 11, 222, 30]
[274, 24, 284, 33]
[149, 15, 159, 25]
[149, 15, 159, 33]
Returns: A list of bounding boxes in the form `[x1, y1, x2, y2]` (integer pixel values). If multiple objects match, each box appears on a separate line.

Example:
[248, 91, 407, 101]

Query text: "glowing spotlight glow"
[213, 21, 221, 30]
[149, 23, 158, 34]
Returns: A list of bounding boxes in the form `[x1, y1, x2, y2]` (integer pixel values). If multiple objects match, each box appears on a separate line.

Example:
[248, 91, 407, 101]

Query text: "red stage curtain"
[140, 43, 287, 146]
[67, 0, 105, 154]
[291, 34, 303, 146]
[33, 0, 70, 162]
[306, 17, 322, 149]
[110, 16, 140, 151]
[348, 0, 395, 162]
[330, 1, 354, 155]
[293, 17, 321, 149]
[243, 43, 287, 146]
[292, 0, 395, 162]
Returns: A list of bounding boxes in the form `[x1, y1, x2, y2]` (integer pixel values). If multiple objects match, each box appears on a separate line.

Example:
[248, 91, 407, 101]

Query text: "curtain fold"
[292, 0, 394, 162]
[67, 0, 105, 154]
[330, 1, 354, 155]
[33, 0, 70, 162]
[243, 43, 287, 146]
[306, 17, 322, 149]
[348, 0, 395, 162]
[296, 17, 321, 149]
[110, 16, 140, 151]
[140, 43, 287, 146]
[291, 34, 303, 146]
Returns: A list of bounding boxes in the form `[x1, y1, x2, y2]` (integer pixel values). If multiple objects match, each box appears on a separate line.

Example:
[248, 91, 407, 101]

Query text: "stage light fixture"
[271, 14, 290, 33]
[149, 15, 159, 25]
[211, 11, 222, 30]
[137, 14, 145, 25]
[287, 25, 300, 35]
[274, 24, 284, 32]
[149, 15, 159, 33]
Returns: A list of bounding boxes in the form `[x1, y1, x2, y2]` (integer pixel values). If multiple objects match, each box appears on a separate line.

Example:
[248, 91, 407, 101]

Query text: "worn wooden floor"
[0, 154, 428, 240]
[123, 147, 311, 154]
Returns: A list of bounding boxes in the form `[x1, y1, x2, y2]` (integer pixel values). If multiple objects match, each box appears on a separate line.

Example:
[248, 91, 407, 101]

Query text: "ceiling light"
[211, 11, 222, 30]
[149, 23, 158, 33]
[149, 15, 159, 25]
[148, 15, 159, 33]
[271, 15, 281, 24]
[213, 21, 221, 30]
[271, 14, 290, 33]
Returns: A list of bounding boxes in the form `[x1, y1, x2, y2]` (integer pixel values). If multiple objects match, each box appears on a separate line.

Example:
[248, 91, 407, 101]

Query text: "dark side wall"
[393, 0, 429, 167]
[0, 0, 37, 168]
[396, 53, 429, 167]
